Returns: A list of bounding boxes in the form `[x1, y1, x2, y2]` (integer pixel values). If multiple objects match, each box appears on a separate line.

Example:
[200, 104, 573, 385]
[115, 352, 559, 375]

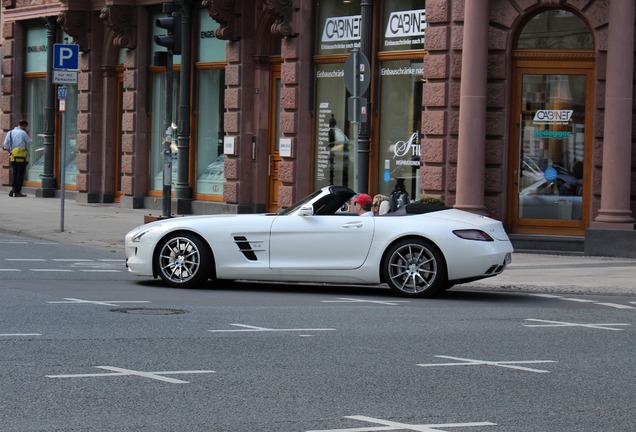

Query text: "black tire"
[155, 233, 211, 288]
[382, 238, 446, 297]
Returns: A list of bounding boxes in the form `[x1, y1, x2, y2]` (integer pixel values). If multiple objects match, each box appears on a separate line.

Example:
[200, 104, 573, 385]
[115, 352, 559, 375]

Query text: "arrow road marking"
[524, 318, 630, 331]
[47, 366, 215, 384]
[307, 415, 496, 431]
[47, 298, 150, 306]
[417, 355, 556, 373]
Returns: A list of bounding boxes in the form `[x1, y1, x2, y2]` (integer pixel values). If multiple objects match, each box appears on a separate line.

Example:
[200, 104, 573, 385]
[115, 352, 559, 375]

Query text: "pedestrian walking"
[3, 120, 31, 197]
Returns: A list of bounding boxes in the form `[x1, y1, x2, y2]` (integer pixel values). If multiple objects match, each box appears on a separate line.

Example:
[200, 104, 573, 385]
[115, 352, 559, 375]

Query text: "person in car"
[352, 193, 374, 217]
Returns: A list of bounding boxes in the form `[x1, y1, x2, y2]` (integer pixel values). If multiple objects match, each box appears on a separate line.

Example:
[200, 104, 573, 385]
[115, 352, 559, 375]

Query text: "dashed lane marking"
[524, 318, 630, 331]
[46, 366, 216, 384]
[307, 415, 496, 431]
[417, 355, 556, 373]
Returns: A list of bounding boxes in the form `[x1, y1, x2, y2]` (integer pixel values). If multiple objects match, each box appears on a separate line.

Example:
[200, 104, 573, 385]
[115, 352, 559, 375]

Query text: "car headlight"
[131, 224, 162, 243]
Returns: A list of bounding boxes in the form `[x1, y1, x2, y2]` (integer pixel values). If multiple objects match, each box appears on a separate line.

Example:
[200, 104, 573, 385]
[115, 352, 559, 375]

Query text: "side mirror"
[298, 204, 314, 216]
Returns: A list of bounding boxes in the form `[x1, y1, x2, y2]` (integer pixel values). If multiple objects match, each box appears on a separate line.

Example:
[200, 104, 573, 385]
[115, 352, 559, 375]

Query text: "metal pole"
[351, 50, 360, 192]
[358, 0, 373, 193]
[162, 52, 174, 217]
[60, 110, 66, 231]
[175, 0, 192, 207]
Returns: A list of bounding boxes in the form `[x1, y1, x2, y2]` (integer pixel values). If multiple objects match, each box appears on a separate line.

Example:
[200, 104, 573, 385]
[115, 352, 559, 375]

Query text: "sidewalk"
[1, 187, 635, 295]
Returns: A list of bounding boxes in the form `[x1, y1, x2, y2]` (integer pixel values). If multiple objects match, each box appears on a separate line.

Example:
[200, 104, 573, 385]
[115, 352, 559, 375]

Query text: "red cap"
[352, 193, 372, 206]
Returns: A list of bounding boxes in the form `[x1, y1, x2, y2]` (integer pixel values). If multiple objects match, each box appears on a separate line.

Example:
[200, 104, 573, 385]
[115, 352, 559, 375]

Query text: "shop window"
[377, 59, 423, 199]
[517, 9, 593, 49]
[314, 63, 351, 189]
[150, 70, 180, 191]
[25, 77, 46, 183]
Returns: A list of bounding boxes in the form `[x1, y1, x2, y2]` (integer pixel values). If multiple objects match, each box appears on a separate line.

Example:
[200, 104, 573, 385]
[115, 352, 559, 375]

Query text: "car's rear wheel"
[382, 238, 445, 297]
[156, 233, 211, 288]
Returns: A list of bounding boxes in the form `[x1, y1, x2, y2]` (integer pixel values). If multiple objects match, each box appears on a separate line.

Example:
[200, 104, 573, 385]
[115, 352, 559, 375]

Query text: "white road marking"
[322, 298, 410, 306]
[0, 269, 20, 272]
[307, 415, 496, 431]
[52, 259, 93, 262]
[595, 302, 635, 309]
[529, 293, 635, 309]
[6, 258, 46, 262]
[46, 366, 216, 384]
[417, 355, 556, 373]
[0, 333, 41, 337]
[47, 298, 150, 306]
[208, 323, 336, 333]
[79, 269, 122, 273]
[524, 318, 630, 331]
[30, 269, 73, 272]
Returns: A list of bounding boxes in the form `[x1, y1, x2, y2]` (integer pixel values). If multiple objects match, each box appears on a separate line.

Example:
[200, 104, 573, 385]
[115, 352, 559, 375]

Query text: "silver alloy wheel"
[158, 235, 202, 285]
[384, 239, 443, 296]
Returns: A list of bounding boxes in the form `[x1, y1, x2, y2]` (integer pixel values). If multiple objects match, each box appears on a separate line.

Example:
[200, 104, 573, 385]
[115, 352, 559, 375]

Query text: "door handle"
[342, 222, 363, 228]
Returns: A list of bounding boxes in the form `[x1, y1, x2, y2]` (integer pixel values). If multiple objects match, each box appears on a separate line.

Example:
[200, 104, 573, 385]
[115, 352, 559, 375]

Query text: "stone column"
[454, 0, 489, 215]
[593, 0, 635, 228]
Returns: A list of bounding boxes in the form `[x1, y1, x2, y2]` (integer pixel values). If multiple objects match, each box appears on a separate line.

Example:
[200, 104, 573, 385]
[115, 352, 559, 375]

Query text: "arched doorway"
[508, 9, 595, 236]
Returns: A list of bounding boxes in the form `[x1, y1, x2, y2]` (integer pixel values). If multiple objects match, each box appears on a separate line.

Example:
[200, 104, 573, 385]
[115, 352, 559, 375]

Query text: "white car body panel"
[125, 186, 513, 290]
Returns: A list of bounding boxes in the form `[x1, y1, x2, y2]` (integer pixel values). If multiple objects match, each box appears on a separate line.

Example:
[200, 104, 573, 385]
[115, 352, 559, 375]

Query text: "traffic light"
[155, 10, 182, 54]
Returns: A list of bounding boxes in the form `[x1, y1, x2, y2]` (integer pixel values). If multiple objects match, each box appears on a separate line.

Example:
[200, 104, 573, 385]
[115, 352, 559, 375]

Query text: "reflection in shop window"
[518, 74, 586, 221]
[150, 71, 180, 191]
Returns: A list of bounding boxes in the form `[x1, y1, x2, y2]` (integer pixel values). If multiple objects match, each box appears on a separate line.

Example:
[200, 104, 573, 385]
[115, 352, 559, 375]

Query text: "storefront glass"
[314, 63, 351, 189]
[195, 9, 226, 196]
[317, 0, 361, 55]
[517, 74, 586, 221]
[62, 84, 78, 187]
[150, 12, 181, 191]
[24, 26, 47, 183]
[381, 0, 425, 51]
[377, 59, 423, 199]
[25, 77, 46, 183]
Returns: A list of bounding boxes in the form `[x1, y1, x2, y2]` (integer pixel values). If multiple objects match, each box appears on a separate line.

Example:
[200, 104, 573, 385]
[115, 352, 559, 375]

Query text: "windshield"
[278, 190, 322, 215]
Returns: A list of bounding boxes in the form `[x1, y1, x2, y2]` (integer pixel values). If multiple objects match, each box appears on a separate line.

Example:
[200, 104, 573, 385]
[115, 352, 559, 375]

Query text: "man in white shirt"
[3, 120, 31, 197]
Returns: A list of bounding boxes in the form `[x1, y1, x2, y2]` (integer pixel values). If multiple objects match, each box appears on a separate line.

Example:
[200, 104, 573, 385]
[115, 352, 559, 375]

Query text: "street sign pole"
[57, 86, 68, 232]
[345, 48, 370, 193]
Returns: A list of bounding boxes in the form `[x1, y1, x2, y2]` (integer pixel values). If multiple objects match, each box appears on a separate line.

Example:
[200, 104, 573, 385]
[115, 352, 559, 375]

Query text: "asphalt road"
[1, 233, 635, 431]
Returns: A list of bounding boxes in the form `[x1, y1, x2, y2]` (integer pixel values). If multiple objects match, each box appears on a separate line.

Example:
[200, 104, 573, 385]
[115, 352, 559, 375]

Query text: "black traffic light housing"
[155, 4, 182, 55]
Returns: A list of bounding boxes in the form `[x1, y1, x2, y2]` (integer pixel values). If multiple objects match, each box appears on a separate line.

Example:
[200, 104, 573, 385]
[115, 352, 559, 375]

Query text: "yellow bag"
[10, 147, 28, 163]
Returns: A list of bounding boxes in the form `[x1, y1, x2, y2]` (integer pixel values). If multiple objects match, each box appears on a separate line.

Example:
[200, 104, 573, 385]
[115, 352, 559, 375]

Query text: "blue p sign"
[53, 43, 79, 70]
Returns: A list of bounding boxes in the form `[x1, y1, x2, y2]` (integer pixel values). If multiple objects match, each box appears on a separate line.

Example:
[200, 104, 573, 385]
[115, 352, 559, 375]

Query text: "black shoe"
[8, 190, 14, 197]
[14, 192, 26, 198]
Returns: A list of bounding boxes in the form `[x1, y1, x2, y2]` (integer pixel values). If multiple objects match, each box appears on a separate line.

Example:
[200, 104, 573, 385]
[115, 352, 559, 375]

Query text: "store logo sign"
[385, 9, 426, 38]
[532, 130, 572, 140]
[393, 131, 421, 165]
[322, 15, 361, 42]
[533, 110, 573, 122]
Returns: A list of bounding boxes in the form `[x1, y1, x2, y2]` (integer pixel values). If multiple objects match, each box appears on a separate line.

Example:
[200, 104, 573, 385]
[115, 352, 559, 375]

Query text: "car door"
[269, 214, 374, 270]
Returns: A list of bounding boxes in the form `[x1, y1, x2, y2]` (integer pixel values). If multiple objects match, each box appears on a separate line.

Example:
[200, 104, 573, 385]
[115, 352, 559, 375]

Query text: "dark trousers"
[10, 161, 27, 192]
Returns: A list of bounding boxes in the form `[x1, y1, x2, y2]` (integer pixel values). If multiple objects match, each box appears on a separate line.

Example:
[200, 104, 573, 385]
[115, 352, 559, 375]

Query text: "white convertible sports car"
[125, 186, 513, 297]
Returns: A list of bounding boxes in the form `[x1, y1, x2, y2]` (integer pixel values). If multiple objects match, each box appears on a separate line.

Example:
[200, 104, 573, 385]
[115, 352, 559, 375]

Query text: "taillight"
[453, 229, 494, 241]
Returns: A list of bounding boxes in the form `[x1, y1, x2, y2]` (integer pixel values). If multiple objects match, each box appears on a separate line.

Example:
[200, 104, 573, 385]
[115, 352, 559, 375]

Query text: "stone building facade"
[1, 0, 635, 257]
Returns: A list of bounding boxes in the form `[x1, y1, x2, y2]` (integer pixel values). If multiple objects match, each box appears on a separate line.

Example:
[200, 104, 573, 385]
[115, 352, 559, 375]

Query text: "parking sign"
[53, 43, 79, 70]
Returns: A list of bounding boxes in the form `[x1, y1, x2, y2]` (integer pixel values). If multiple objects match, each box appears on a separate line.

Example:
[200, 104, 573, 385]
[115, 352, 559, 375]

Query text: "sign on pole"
[53, 43, 79, 70]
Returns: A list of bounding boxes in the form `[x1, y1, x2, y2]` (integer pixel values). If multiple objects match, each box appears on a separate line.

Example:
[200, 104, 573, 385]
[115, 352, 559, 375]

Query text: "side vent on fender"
[233, 236, 258, 261]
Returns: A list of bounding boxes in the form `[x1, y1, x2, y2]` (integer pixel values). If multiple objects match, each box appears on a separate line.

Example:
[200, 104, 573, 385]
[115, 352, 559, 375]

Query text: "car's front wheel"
[156, 233, 211, 288]
[382, 238, 446, 297]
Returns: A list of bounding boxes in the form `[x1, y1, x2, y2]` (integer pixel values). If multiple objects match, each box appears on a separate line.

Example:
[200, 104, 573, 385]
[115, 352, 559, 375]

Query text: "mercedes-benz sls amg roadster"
[125, 186, 513, 297]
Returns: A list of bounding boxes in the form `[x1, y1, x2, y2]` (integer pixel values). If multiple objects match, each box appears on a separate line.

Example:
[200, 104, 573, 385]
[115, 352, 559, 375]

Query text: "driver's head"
[352, 193, 373, 212]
